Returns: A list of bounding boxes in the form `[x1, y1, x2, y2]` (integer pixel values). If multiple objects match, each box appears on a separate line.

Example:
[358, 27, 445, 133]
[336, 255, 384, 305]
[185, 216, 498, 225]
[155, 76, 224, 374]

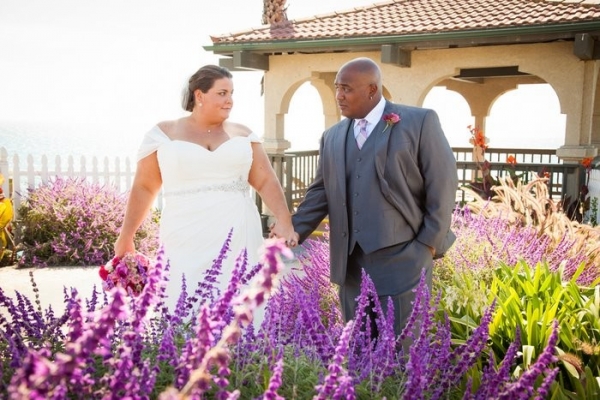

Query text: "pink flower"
[99, 252, 151, 296]
[382, 113, 400, 133]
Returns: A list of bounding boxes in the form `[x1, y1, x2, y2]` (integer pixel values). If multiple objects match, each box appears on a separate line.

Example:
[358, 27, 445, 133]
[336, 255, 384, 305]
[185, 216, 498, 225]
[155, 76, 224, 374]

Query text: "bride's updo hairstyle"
[182, 65, 233, 112]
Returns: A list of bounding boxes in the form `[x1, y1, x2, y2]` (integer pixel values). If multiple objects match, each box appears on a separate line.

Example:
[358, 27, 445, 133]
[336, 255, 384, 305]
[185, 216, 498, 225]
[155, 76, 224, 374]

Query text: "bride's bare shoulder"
[224, 121, 253, 138]
[156, 120, 178, 135]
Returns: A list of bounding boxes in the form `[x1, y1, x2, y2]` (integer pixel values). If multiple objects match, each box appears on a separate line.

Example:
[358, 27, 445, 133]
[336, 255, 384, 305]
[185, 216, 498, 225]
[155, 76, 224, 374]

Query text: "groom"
[291, 57, 458, 340]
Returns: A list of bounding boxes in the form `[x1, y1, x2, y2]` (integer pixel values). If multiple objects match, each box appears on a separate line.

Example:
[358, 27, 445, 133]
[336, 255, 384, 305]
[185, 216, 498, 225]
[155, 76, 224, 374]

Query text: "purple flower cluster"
[1, 233, 563, 398]
[314, 321, 356, 400]
[446, 207, 592, 285]
[17, 177, 159, 267]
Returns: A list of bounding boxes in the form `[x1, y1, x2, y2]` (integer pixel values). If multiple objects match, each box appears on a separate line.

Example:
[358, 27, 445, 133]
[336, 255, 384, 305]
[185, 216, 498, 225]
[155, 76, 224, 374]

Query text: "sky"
[0, 0, 565, 157]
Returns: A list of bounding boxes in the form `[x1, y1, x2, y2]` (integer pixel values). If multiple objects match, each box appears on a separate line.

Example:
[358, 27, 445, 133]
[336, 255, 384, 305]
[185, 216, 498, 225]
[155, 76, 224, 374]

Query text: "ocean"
[0, 120, 145, 167]
[0, 112, 563, 166]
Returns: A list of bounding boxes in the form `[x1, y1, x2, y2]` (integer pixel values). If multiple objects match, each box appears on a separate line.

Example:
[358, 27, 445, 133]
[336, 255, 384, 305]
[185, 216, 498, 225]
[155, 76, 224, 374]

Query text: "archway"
[285, 82, 325, 151]
[486, 84, 565, 149]
[423, 88, 473, 147]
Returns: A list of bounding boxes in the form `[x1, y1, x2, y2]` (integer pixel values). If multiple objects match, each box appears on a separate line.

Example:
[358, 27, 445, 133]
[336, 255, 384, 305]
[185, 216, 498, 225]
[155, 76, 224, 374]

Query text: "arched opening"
[423, 87, 473, 147]
[285, 82, 325, 151]
[486, 84, 565, 149]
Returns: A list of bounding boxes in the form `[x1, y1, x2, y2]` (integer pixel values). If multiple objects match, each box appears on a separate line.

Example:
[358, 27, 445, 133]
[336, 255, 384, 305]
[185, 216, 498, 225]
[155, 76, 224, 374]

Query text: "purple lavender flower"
[263, 355, 285, 400]
[497, 320, 559, 399]
[314, 321, 356, 400]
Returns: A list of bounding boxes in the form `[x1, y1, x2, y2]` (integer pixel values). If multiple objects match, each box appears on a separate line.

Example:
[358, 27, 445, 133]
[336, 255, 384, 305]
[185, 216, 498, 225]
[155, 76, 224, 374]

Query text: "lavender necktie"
[356, 119, 368, 149]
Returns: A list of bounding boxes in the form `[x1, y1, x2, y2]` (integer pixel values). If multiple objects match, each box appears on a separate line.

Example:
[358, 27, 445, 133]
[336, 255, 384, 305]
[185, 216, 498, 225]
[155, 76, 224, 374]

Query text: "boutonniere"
[382, 113, 400, 133]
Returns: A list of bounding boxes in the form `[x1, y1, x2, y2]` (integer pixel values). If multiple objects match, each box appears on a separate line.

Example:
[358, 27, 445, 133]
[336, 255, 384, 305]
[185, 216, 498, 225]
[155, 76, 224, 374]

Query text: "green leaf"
[555, 347, 580, 379]
[522, 345, 535, 369]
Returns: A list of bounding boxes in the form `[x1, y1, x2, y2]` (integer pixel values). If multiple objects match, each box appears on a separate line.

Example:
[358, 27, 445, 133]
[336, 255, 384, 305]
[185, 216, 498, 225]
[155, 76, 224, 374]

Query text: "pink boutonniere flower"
[382, 113, 400, 133]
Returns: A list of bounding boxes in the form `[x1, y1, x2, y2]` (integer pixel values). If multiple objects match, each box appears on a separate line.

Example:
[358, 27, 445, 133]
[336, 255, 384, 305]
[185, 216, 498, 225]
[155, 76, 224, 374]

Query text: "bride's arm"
[248, 143, 296, 245]
[114, 153, 163, 256]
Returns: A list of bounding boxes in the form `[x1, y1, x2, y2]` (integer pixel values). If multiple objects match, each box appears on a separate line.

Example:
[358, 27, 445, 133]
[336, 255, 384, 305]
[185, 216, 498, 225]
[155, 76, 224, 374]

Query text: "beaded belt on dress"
[163, 178, 249, 197]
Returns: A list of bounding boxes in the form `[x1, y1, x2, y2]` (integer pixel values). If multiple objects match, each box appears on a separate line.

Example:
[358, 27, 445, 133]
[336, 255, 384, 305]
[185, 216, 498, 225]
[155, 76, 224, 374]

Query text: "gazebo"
[203, 0, 600, 164]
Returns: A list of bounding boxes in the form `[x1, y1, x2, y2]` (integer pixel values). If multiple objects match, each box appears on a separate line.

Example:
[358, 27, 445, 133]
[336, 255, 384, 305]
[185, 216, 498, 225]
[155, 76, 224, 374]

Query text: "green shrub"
[438, 260, 600, 398]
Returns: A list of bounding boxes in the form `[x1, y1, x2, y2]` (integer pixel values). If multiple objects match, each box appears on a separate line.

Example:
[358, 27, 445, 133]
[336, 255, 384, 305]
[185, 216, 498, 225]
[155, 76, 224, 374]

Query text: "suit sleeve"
[415, 110, 458, 254]
[292, 133, 330, 243]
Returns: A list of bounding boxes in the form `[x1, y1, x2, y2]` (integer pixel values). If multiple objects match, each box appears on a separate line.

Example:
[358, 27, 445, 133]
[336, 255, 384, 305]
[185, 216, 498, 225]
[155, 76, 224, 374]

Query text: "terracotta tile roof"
[210, 0, 600, 44]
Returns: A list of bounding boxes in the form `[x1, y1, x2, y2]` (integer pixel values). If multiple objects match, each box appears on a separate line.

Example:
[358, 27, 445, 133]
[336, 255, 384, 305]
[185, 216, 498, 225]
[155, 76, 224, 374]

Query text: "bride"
[113, 64, 297, 325]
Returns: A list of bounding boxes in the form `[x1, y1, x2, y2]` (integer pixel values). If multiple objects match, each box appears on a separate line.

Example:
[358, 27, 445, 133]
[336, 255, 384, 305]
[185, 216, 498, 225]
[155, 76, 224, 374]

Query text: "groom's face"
[334, 68, 373, 120]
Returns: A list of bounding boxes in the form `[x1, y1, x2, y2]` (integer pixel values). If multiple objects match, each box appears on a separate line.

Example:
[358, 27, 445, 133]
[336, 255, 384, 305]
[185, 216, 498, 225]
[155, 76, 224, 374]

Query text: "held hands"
[268, 219, 299, 248]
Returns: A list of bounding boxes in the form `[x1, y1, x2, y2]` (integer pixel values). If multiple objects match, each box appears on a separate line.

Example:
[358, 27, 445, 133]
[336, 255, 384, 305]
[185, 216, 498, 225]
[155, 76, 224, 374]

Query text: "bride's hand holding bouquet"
[99, 252, 151, 296]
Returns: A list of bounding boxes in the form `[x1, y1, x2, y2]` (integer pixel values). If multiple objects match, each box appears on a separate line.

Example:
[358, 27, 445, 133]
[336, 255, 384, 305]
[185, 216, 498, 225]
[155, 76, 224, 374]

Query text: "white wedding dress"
[137, 125, 265, 321]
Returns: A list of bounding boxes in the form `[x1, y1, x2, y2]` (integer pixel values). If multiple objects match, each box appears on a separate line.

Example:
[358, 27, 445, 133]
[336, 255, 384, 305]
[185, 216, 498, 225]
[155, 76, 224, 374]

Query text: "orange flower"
[506, 155, 517, 166]
[468, 126, 488, 150]
[581, 157, 593, 169]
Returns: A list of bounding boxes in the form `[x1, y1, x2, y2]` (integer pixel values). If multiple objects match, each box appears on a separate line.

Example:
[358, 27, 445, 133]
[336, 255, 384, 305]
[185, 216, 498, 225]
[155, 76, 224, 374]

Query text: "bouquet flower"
[99, 252, 151, 296]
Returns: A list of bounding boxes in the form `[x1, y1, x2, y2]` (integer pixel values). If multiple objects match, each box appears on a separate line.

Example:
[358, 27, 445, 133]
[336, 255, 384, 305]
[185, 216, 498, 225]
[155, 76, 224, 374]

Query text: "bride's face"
[203, 78, 234, 120]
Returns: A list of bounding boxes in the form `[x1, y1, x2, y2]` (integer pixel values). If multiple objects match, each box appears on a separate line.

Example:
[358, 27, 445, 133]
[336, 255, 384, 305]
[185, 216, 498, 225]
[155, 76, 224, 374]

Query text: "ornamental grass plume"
[439, 204, 595, 287]
[460, 177, 600, 284]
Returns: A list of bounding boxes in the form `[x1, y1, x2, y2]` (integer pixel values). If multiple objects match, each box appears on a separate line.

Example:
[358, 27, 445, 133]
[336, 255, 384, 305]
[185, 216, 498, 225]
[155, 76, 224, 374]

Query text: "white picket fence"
[2, 145, 600, 226]
[0, 147, 164, 221]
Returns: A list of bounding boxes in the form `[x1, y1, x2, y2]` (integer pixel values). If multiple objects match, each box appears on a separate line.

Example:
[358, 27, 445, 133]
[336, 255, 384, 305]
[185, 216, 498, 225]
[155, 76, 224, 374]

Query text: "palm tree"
[262, 0, 288, 25]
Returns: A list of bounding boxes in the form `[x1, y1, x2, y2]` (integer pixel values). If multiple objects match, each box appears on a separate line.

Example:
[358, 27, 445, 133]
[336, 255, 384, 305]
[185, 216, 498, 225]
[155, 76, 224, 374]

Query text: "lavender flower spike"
[314, 320, 356, 400]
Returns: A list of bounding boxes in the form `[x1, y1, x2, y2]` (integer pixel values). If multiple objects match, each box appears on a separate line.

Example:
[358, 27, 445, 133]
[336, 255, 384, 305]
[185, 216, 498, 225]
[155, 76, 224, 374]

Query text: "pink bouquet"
[99, 253, 151, 296]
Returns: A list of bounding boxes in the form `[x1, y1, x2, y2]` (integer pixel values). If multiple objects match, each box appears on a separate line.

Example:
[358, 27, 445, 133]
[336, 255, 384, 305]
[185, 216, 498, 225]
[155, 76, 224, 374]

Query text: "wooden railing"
[259, 148, 582, 214]
[453, 147, 579, 204]
[257, 151, 320, 213]
[452, 147, 559, 164]
[455, 161, 581, 204]
[1, 146, 585, 224]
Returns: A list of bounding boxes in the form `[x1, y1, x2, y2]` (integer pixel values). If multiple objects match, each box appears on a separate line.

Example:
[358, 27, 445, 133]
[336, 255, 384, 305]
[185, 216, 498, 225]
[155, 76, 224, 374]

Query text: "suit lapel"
[333, 118, 352, 196]
[374, 102, 396, 185]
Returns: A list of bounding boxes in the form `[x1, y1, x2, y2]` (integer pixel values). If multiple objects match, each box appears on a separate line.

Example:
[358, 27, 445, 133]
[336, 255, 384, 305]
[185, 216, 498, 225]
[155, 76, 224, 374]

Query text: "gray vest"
[346, 127, 409, 255]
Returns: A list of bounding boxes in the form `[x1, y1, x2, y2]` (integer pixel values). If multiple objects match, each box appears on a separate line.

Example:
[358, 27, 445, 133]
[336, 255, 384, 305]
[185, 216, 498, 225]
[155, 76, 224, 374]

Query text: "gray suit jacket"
[292, 101, 458, 286]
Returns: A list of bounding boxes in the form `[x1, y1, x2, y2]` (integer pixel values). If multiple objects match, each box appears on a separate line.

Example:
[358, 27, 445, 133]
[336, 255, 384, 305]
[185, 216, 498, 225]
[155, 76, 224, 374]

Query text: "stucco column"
[262, 111, 291, 154]
[580, 61, 599, 145]
[311, 72, 340, 130]
[537, 50, 599, 162]
[593, 68, 600, 146]
[556, 60, 599, 162]
[262, 69, 292, 155]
